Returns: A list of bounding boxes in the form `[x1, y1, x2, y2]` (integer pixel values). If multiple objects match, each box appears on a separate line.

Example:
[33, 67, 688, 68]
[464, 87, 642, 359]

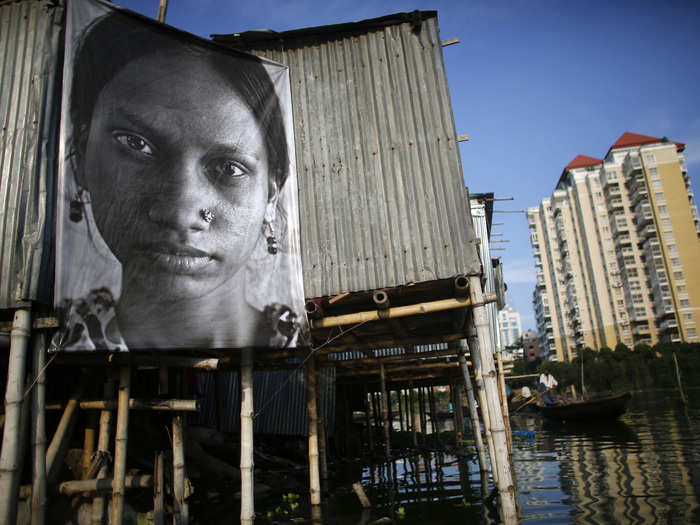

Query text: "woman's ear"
[264, 179, 279, 223]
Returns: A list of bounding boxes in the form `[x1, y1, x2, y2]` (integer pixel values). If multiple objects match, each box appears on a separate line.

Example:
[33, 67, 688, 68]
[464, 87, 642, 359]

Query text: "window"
[655, 192, 665, 202]
[688, 327, 698, 338]
[649, 167, 659, 178]
[684, 313, 694, 323]
[630, 280, 641, 290]
[652, 180, 662, 190]
[671, 257, 681, 267]
[677, 284, 687, 294]
[632, 294, 644, 305]
[662, 218, 672, 231]
[674, 271, 684, 281]
[645, 153, 656, 163]
[665, 232, 675, 242]
[635, 307, 646, 317]
[627, 268, 638, 277]
[681, 299, 691, 308]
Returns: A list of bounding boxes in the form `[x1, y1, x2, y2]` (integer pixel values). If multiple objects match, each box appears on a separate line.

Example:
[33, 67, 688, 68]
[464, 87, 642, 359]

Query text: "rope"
[23, 351, 58, 399]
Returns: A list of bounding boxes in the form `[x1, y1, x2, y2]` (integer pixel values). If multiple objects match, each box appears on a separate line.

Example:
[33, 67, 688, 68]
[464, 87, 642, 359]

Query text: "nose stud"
[200, 208, 215, 223]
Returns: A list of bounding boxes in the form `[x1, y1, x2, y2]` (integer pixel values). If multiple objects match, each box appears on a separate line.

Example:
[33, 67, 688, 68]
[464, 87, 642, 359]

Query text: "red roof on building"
[565, 154, 603, 170]
[610, 132, 685, 153]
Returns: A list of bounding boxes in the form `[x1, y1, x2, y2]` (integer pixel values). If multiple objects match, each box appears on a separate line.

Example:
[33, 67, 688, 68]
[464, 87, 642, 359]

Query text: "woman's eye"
[206, 159, 248, 183]
[114, 133, 154, 156]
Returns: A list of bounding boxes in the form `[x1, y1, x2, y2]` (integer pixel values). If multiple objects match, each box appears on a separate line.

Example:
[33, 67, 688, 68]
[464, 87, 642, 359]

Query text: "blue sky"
[116, 0, 700, 330]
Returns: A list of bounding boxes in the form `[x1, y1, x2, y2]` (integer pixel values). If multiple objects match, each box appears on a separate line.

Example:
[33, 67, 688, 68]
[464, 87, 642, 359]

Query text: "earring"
[69, 187, 86, 223]
[263, 220, 278, 255]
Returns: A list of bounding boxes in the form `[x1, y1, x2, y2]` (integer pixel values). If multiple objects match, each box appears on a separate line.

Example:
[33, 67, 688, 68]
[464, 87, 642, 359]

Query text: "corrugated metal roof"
[196, 367, 335, 436]
[0, 0, 63, 309]
[214, 12, 481, 299]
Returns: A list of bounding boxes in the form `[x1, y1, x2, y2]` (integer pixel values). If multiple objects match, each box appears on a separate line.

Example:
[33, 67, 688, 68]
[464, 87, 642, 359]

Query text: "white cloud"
[501, 258, 536, 284]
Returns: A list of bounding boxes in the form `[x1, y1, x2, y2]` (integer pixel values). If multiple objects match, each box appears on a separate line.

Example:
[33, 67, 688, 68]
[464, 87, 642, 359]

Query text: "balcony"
[623, 154, 642, 176]
[634, 202, 653, 226]
[638, 223, 657, 240]
[630, 185, 649, 206]
[611, 216, 629, 237]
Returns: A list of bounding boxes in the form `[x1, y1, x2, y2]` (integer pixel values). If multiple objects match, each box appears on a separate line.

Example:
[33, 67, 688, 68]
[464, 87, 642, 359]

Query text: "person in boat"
[520, 385, 532, 399]
[52, 8, 306, 351]
[538, 368, 558, 405]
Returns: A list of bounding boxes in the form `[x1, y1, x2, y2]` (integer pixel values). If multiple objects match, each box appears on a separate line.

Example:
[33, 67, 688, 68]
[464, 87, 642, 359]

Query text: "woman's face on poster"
[81, 53, 276, 301]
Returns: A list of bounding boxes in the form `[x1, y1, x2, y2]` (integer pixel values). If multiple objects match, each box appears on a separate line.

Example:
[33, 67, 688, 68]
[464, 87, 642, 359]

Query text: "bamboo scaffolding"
[468, 276, 517, 524]
[311, 294, 497, 329]
[80, 399, 199, 411]
[81, 412, 98, 480]
[457, 347, 488, 492]
[497, 351, 521, 519]
[0, 308, 31, 525]
[240, 348, 255, 524]
[451, 384, 465, 442]
[306, 358, 321, 507]
[172, 414, 188, 525]
[60, 475, 153, 495]
[111, 366, 131, 525]
[154, 452, 165, 525]
[379, 363, 391, 458]
[92, 378, 115, 525]
[31, 333, 47, 525]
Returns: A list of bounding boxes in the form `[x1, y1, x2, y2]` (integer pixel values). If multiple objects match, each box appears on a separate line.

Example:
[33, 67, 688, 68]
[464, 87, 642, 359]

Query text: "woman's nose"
[146, 157, 215, 232]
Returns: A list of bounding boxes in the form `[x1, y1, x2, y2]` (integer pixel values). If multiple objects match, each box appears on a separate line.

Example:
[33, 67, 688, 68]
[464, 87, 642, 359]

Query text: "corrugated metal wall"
[217, 13, 481, 298]
[0, 0, 63, 309]
[196, 368, 335, 436]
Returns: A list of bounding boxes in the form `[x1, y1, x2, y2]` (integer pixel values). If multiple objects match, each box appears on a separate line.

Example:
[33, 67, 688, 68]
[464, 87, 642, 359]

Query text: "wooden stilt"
[451, 383, 465, 441]
[154, 452, 165, 525]
[397, 388, 404, 432]
[306, 357, 321, 507]
[172, 414, 188, 524]
[363, 384, 374, 453]
[111, 366, 131, 525]
[496, 350, 521, 519]
[315, 368, 328, 482]
[240, 348, 255, 524]
[409, 383, 418, 448]
[428, 386, 439, 439]
[379, 363, 391, 459]
[457, 346, 488, 492]
[31, 333, 47, 525]
[81, 412, 98, 479]
[92, 378, 115, 525]
[0, 308, 31, 525]
[468, 276, 517, 524]
[47, 393, 80, 483]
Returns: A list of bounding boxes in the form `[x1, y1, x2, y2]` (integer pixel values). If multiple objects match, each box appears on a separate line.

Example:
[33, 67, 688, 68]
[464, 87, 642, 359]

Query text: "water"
[314, 389, 700, 524]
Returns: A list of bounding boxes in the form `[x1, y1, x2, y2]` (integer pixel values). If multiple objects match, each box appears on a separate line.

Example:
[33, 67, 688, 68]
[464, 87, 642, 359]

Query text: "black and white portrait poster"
[54, 0, 308, 351]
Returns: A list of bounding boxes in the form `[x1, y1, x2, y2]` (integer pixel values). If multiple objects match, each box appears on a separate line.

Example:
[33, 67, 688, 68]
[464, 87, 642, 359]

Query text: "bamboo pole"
[418, 388, 427, 440]
[673, 352, 687, 405]
[31, 333, 47, 525]
[496, 352, 514, 456]
[397, 388, 404, 432]
[81, 412, 98, 480]
[172, 414, 188, 525]
[363, 385, 374, 453]
[47, 394, 80, 483]
[379, 363, 391, 459]
[60, 474, 153, 495]
[428, 386, 439, 439]
[111, 366, 131, 525]
[409, 383, 418, 447]
[468, 276, 517, 524]
[306, 358, 321, 507]
[92, 378, 115, 525]
[240, 348, 255, 524]
[0, 308, 31, 525]
[451, 384, 465, 442]
[154, 452, 165, 525]
[315, 369, 328, 482]
[80, 399, 198, 411]
[311, 294, 496, 329]
[467, 324, 497, 487]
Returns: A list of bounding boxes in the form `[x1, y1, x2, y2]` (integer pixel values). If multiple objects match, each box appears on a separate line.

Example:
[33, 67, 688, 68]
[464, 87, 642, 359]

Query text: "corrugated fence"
[0, 0, 63, 309]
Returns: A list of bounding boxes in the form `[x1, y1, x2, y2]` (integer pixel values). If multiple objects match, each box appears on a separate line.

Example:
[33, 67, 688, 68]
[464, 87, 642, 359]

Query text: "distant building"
[522, 329, 542, 362]
[528, 132, 700, 361]
[498, 305, 522, 349]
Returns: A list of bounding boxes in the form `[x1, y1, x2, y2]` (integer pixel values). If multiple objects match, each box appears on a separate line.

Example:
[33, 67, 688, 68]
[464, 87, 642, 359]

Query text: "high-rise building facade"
[498, 305, 523, 349]
[528, 132, 700, 361]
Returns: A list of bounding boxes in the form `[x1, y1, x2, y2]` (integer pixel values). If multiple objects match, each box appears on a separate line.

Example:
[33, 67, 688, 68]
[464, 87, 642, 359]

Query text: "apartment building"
[498, 305, 523, 349]
[528, 132, 699, 360]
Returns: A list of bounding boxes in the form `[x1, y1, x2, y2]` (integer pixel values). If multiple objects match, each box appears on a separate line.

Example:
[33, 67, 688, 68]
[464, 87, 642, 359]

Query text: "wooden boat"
[538, 392, 632, 421]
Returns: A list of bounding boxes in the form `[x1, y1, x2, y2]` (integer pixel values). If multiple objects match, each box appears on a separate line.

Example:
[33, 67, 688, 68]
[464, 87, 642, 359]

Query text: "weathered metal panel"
[0, 0, 63, 309]
[214, 13, 481, 298]
[196, 367, 335, 436]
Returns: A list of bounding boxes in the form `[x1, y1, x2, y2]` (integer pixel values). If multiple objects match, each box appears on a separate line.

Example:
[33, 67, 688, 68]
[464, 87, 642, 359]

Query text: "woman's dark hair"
[70, 10, 289, 190]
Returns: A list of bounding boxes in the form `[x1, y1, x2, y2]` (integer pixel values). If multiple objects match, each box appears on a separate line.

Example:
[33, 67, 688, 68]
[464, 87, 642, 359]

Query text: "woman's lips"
[137, 241, 216, 274]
